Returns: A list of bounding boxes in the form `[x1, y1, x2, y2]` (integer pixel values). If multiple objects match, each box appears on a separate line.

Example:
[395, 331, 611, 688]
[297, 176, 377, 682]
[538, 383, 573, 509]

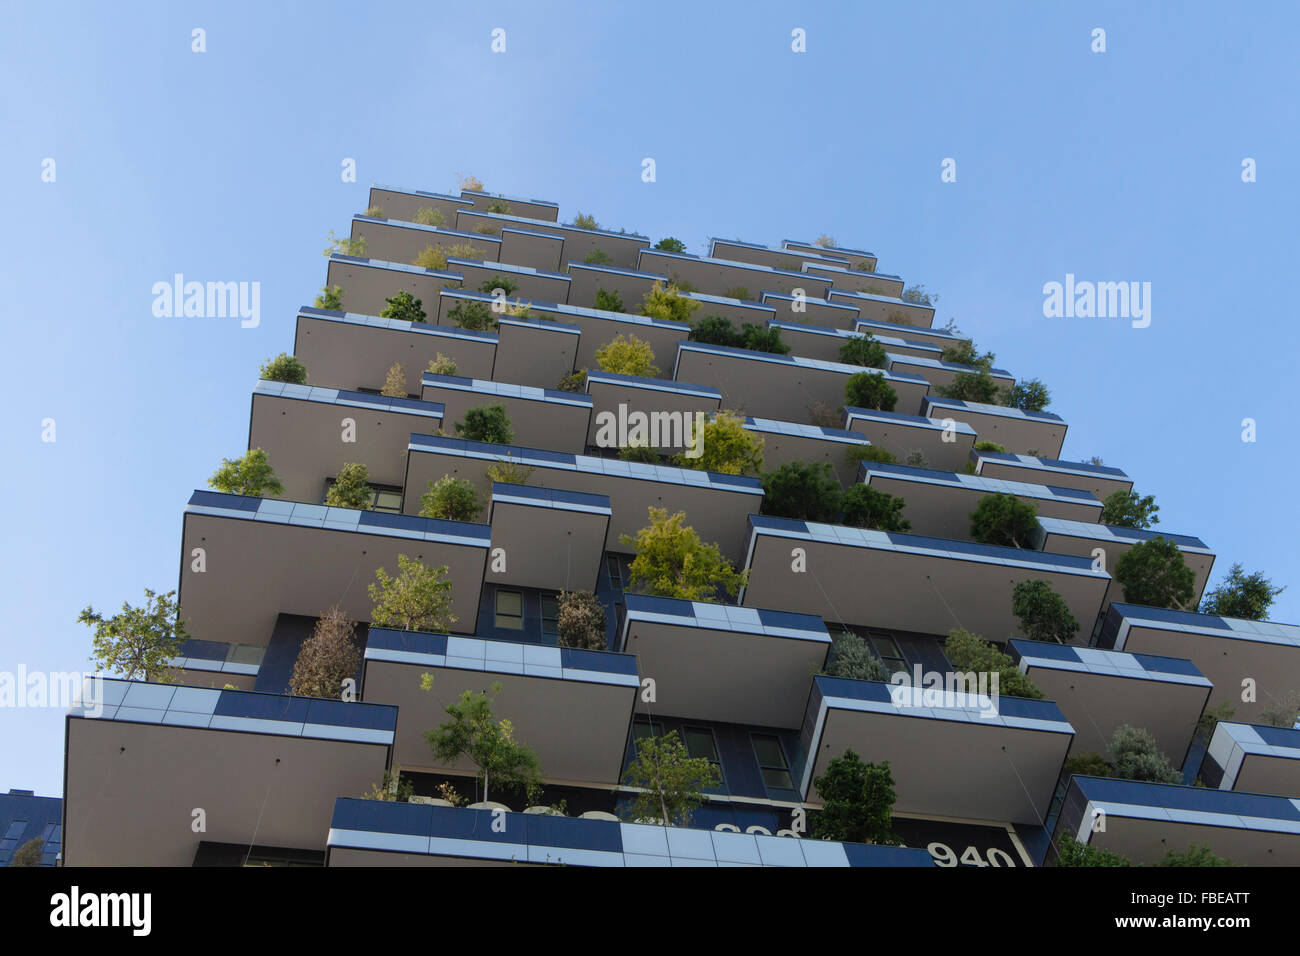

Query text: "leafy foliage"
[583, 248, 612, 265]
[841, 485, 911, 532]
[422, 679, 542, 805]
[639, 282, 700, 324]
[972, 440, 1006, 453]
[381, 362, 407, 397]
[808, 401, 843, 428]
[555, 590, 608, 650]
[935, 368, 1001, 404]
[1199, 563, 1283, 620]
[595, 333, 659, 377]
[447, 299, 496, 331]
[621, 507, 746, 600]
[812, 750, 898, 845]
[427, 353, 459, 376]
[1062, 752, 1112, 779]
[1100, 490, 1160, 529]
[479, 275, 518, 296]
[1110, 725, 1181, 783]
[323, 230, 366, 257]
[594, 287, 625, 312]
[259, 352, 308, 384]
[325, 462, 374, 509]
[571, 212, 599, 230]
[620, 730, 721, 827]
[419, 475, 482, 521]
[314, 285, 344, 310]
[724, 285, 752, 301]
[556, 368, 588, 392]
[846, 444, 897, 467]
[456, 404, 513, 444]
[1012, 579, 1079, 643]
[1054, 834, 1130, 867]
[1155, 845, 1237, 867]
[380, 290, 426, 323]
[369, 555, 456, 633]
[10, 837, 44, 867]
[944, 628, 1044, 699]
[80, 588, 188, 682]
[900, 284, 936, 306]
[414, 207, 446, 227]
[209, 448, 284, 497]
[1114, 537, 1195, 610]
[760, 461, 843, 521]
[654, 237, 686, 252]
[823, 631, 890, 681]
[969, 493, 1040, 549]
[485, 456, 537, 486]
[1007, 378, 1051, 412]
[844, 371, 898, 411]
[289, 605, 361, 699]
[839, 334, 887, 368]
[675, 411, 763, 475]
[415, 245, 447, 270]
[738, 322, 789, 354]
[689, 315, 743, 347]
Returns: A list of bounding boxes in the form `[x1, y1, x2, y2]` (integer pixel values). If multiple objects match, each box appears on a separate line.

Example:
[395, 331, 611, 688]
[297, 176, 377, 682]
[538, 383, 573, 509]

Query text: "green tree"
[1114, 537, 1195, 610]
[1110, 725, 1181, 784]
[846, 445, 897, 467]
[1054, 834, 1130, 867]
[583, 248, 612, 265]
[555, 590, 607, 650]
[823, 631, 890, 681]
[944, 628, 1044, 699]
[620, 730, 720, 827]
[414, 207, 446, 227]
[427, 353, 459, 376]
[313, 285, 344, 310]
[972, 440, 1006, 453]
[414, 245, 447, 270]
[940, 339, 993, 368]
[654, 237, 686, 253]
[841, 485, 911, 532]
[760, 461, 843, 522]
[1199, 563, 1284, 620]
[419, 475, 482, 521]
[80, 588, 188, 682]
[323, 230, 366, 257]
[208, 448, 284, 498]
[639, 282, 700, 324]
[456, 404, 513, 444]
[556, 368, 588, 392]
[935, 368, 1001, 404]
[812, 750, 898, 845]
[844, 371, 898, 411]
[10, 838, 44, 867]
[675, 411, 763, 475]
[594, 287, 625, 312]
[380, 290, 426, 323]
[595, 333, 659, 377]
[1006, 378, 1051, 412]
[259, 352, 308, 384]
[1012, 579, 1080, 643]
[619, 444, 661, 464]
[1062, 752, 1112, 779]
[739, 323, 790, 354]
[485, 456, 536, 485]
[724, 285, 752, 301]
[969, 493, 1040, 549]
[1259, 692, 1300, 728]
[447, 299, 496, 331]
[1156, 844, 1237, 867]
[369, 555, 456, 632]
[689, 315, 743, 347]
[325, 462, 374, 509]
[380, 362, 407, 397]
[571, 212, 599, 229]
[1100, 489, 1160, 529]
[620, 507, 746, 600]
[422, 679, 542, 805]
[901, 284, 936, 306]
[839, 334, 888, 368]
[479, 275, 518, 296]
[289, 605, 361, 699]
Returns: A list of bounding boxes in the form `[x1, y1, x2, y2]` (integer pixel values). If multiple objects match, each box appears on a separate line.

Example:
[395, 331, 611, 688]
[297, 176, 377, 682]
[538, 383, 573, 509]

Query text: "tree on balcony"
[972, 440, 1006, 453]
[845, 444, 897, 467]
[738, 322, 790, 354]
[555, 590, 608, 650]
[841, 485, 911, 533]
[620, 730, 720, 827]
[455, 404, 513, 444]
[208, 448, 284, 498]
[10, 838, 44, 867]
[760, 461, 843, 522]
[1110, 725, 1181, 784]
[380, 290, 426, 323]
[79, 587, 189, 682]
[1054, 834, 1130, 867]
[639, 282, 700, 325]
[689, 315, 743, 348]
[414, 245, 448, 270]
[556, 368, 587, 392]
[313, 285, 344, 310]
[1061, 751, 1111, 779]
[935, 367, 1001, 404]
[969, 493, 1040, 549]
[570, 212, 599, 230]
[447, 299, 496, 331]
[674, 411, 763, 476]
[1259, 692, 1300, 729]
[289, 605, 361, 699]
[724, 285, 752, 302]
[943, 629, 1043, 699]
[380, 362, 407, 398]
[1113, 537, 1194, 610]
[594, 288, 625, 313]
[369, 555, 456, 633]
[811, 750, 898, 845]
[419, 475, 482, 522]
[839, 333, 888, 369]
[259, 352, 307, 385]
[1100, 489, 1160, 529]
[822, 631, 889, 682]
[844, 371, 898, 412]
[1198, 563, 1285, 620]
[901, 284, 936, 306]
[1003, 378, 1052, 413]
[426, 353, 459, 376]
[595, 332, 659, 378]
[414, 207, 445, 227]
[325, 463, 374, 510]
[485, 456, 536, 486]
[478, 275, 518, 297]
[940, 338, 994, 368]
[455, 173, 484, 192]
[1157, 845, 1238, 867]
[654, 237, 686, 253]
[1011, 579, 1080, 644]
[323, 231, 365, 258]
[421, 680, 542, 806]
[808, 401, 844, 429]
[621, 507, 746, 601]
[583, 248, 612, 265]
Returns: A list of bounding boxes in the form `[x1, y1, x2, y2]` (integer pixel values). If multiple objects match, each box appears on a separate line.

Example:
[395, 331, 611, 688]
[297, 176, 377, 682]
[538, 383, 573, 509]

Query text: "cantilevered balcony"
[1099, 604, 1300, 724]
[799, 676, 1073, 823]
[1203, 723, 1300, 798]
[886, 353, 1015, 393]
[708, 237, 854, 273]
[360, 629, 638, 786]
[801, 261, 904, 298]
[860, 462, 1104, 539]
[180, 490, 491, 641]
[760, 292, 862, 330]
[1008, 640, 1210, 768]
[680, 290, 777, 326]
[636, 248, 834, 300]
[781, 239, 878, 273]
[64, 679, 396, 865]
[827, 289, 935, 328]
[420, 373, 592, 454]
[444, 257, 571, 304]
[854, 316, 968, 350]
[584, 371, 721, 452]
[770, 320, 946, 363]
[743, 417, 870, 486]
[1036, 518, 1215, 611]
[325, 799, 934, 867]
[740, 515, 1109, 642]
[293, 307, 497, 393]
[842, 407, 976, 472]
[249, 381, 445, 500]
[486, 483, 611, 593]
[459, 188, 561, 223]
[617, 594, 831, 727]
[403, 435, 763, 561]
[923, 395, 1067, 458]
[673, 341, 930, 419]
[567, 262, 667, 310]
[366, 185, 473, 226]
[971, 451, 1134, 503]
[1051, 775, 1300, 866]
[350, 216, 503, 267]
[454, 208, 650, 269]
[325, 254, 463, 319]
[164, 639, 263, 690]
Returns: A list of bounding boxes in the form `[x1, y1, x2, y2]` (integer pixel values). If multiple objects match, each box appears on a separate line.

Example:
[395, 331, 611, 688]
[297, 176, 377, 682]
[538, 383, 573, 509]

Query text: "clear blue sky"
[3, 1, 1297, 798]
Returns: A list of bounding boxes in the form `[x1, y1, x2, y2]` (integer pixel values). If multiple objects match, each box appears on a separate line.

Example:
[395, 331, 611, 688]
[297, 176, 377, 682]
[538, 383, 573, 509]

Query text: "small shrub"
[619, 444, 661, 463]
[326, 463, 374, 509]
[845, 371, 898, 411]
[584, 248, 612, 265]
[823, 631, 889, 681]
[314, 285, 344, 310]
[557, 368, 588, 392]
[724, 285, 752, 302]
[381, 362, 407, 397]
[427, 353, 459, 376]
[595, 333, 659, 377]
[973, 440, 1006, 453]
[654, 237, 686, 252]
[485, 456, 537, 485]
[640, 282, 700, 324]
[571, 212, 599, 229]
[944, 628, 1043, 699]
[739, 323, 790, 354]
[260, 353, 308, 384]
[839, 334, 887, 368]
[415, 207, 446, 227]
[479, 275, 519, 296]
[456, 173, 484, 192]
[415, 245, 448, 270]
[594, 287, 625, 312]
[419, 476, 482, 521]
[363, 205, 385, 218]
[486, 200, 510, 214]
[209, 448, 284, 498]
[841, 485, 911, 532]
[556, 591, 608, 650]
[807, 401, 843, 428]
[846, 445, 897, 467]
[380, 291, 426, 323]
[456, 404, 513, 444]
[323, 231, 366, 257]
[447, 299, 496, 331]
[1110, 725, 1181, 784]
[760, 461, 843, 522]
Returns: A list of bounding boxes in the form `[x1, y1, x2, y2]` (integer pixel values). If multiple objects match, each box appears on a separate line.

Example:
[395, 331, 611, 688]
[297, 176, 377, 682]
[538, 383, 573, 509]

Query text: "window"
[632, 718, 665, 743]
[3, 821, 26, 840]
[606, 554, 625, 591]
[868, 631, 907, 676]
[494, 590, 523, 630]
[540, 594, 559, 640]
[320, 480, 404, 514]
[751, 734, 794, 794]
[683, 726, 725, 788]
